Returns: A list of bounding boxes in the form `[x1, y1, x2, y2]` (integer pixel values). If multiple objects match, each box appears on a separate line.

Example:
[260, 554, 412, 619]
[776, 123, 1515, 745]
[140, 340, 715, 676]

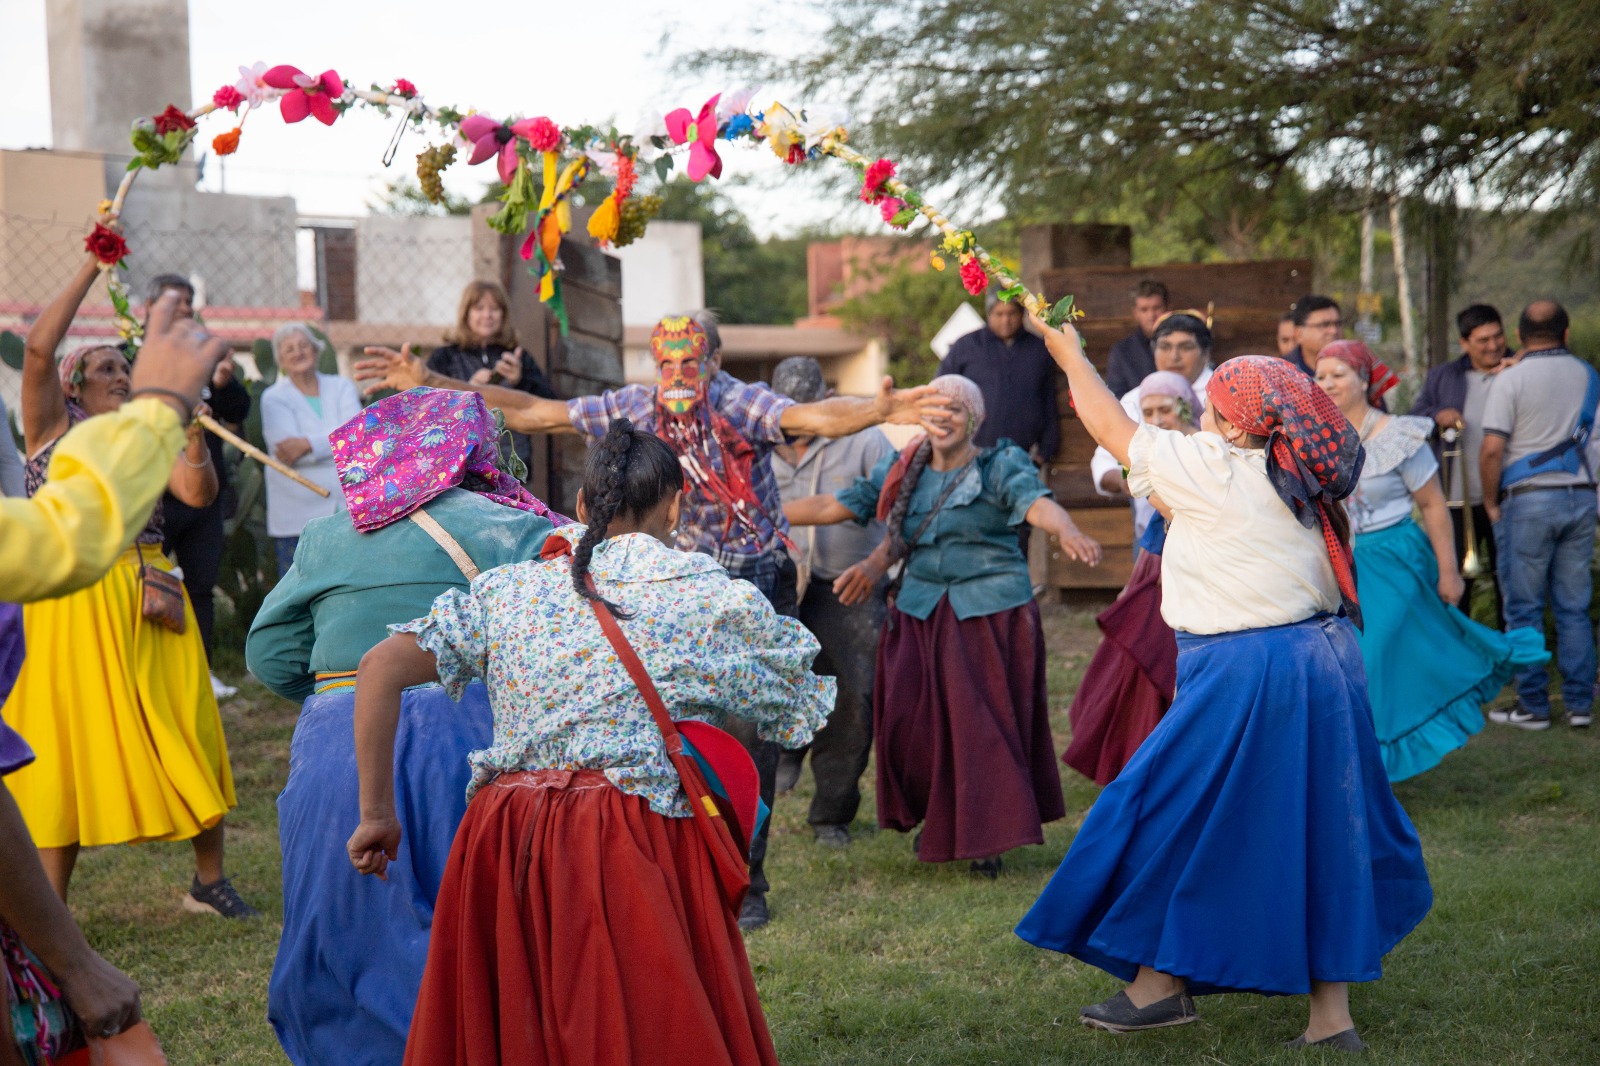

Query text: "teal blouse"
[835, 442, 1050, 621]
[245, 488, 555, 702]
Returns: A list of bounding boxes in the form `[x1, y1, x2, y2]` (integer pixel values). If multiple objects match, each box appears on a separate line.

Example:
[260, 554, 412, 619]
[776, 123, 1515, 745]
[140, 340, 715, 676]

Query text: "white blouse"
[260, 373, 362, 538]
[1126, 423, 1340, 635]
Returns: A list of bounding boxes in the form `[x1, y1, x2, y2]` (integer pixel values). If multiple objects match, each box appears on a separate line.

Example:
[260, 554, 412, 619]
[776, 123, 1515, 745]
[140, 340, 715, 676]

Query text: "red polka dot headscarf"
[1206, 356, 1366, 627]
[1317, 339, 1399, 407]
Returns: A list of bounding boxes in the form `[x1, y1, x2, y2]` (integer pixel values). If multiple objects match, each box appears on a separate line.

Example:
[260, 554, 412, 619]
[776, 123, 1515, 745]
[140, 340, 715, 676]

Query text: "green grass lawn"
[61, 604, 1599, 1064]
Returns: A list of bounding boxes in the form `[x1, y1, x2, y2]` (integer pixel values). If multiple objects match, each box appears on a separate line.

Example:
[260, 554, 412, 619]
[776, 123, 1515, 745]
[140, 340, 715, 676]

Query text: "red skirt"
[1062, 549, 1176, 785]
[404, 770, 778, 1066]
[874, 597, 1065, 862]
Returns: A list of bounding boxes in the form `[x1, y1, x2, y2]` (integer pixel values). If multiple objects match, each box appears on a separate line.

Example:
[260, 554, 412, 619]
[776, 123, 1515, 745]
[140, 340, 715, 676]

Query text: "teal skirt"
[1353, 519, 1548, 781]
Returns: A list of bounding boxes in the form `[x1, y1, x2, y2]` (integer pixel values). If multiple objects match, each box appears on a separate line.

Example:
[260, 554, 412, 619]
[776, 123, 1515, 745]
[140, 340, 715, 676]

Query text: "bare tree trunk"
[1389, 193, 1418, 371]
[1360, 198, 1375, 296]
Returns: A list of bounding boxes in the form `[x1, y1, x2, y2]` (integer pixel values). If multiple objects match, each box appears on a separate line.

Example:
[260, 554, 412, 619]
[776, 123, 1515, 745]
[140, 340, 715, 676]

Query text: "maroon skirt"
[1062, 549, 1176, 785]
[874, 597, 1065, 862]
[405, 770, 777, 1066]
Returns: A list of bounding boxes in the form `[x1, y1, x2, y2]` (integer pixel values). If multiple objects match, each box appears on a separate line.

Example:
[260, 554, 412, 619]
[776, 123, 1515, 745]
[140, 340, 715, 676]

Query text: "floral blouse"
[394, 523, 834, 816]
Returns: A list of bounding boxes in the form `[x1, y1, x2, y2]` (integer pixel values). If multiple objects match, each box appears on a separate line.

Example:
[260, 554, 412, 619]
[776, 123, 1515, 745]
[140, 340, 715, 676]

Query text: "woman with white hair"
[786, 374, 1101, 876]
[261, 323, 362, 574]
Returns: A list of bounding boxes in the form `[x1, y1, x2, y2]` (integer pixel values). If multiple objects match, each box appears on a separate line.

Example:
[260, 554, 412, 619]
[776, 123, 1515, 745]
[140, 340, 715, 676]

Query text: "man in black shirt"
[937, 296, 1060, 463]
[1282, 294, 1343, 376]
[1104, 279, 1169, 398]
[144, 275, 250, 698]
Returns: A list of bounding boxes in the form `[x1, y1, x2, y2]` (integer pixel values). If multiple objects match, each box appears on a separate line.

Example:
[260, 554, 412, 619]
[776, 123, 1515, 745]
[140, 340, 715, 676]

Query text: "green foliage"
[0, 330, 23, 371]
[836, 259, 981, 386]
[697, 0, 1600, 257]
[127, 121, 194, 172]
[655, 179, 809, 324]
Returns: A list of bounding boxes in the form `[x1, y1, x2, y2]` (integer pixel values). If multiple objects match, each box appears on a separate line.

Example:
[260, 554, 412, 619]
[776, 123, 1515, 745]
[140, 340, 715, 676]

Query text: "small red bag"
[54, 1021, 167, 1066]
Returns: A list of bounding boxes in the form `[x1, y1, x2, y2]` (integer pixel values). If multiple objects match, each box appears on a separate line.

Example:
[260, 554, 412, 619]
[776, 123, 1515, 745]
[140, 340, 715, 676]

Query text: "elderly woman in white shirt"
[1017, 321, 1431, 1054]
[1089, 311, 1214, 542]
[261, 323, 362, 575]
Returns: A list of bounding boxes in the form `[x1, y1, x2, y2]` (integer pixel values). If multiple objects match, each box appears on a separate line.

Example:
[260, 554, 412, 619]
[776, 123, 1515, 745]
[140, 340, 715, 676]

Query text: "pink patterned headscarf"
[57, 344, 121, 393]
[330, 387, 571, 533]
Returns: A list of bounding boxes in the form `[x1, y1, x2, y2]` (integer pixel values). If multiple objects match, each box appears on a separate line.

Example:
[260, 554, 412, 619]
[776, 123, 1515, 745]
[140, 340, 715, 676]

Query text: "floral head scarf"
[57, 344, 121, 393]
[1137, 371, 1201, 427]
[330, 387, 570, 533]
[1206, 356, 1366, 626]
[1317, 339, 1399, 406]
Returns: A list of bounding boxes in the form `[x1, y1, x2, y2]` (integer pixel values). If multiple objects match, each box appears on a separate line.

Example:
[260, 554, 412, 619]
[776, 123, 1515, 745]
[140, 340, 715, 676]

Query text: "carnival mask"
[652, 315, 710, 417]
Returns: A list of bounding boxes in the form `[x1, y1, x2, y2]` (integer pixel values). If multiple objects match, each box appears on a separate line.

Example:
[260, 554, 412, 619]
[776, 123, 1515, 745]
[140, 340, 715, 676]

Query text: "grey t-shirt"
[1482, 349, 1600, 490]
[772, 428, 894, 581]
[0, 394, 25, 498]
[1446, 368, 1496, 505]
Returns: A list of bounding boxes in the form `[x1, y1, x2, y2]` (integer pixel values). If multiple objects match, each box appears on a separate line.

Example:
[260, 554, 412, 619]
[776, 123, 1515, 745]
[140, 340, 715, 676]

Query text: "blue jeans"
[1493, 486, 1597, 716]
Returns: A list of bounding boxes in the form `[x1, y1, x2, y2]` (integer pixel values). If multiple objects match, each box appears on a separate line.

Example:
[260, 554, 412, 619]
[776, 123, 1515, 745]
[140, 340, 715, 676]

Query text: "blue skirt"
[269, 682, 493, 1066]
[1017, 615, 1432, 996]
[1354, 519, 1547, 781]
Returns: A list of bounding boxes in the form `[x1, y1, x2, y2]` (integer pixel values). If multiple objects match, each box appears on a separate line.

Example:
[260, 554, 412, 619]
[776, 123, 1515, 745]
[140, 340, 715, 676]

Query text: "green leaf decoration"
[0, 330, 24, 371]
[1045, 296, 1078, 330]
[653, 154, 673, 183]
[997, 283, 1027, 303]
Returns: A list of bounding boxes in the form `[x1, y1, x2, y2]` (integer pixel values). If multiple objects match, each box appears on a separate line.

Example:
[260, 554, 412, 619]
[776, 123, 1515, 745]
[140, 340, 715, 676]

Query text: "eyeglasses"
[1155, 341, 1201, 355]
[1304, 317, 1343, 331]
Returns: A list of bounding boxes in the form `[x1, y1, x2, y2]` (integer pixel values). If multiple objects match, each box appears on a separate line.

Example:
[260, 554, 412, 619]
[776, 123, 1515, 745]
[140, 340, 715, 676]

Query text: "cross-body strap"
[407, 510, 480, 581]
[584, 589, 685, 757]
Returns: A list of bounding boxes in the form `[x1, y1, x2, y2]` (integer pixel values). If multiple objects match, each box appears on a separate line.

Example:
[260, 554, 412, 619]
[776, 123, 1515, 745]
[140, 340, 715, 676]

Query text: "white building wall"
[612, 221, 704, 327]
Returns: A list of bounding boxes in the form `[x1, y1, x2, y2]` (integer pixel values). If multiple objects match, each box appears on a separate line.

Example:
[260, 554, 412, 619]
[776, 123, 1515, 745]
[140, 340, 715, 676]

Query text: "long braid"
[885, 437, 934, 561]
[573, 420, 637, 616]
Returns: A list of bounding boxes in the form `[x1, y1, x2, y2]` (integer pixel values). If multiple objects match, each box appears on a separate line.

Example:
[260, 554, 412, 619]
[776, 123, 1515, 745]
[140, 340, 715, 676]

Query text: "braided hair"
[571, 418, 684, 616]
[883, 437, 934, 561]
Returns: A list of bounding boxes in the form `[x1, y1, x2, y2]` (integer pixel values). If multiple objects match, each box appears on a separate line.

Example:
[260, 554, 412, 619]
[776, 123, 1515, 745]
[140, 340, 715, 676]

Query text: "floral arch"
[87, 64, 1083, 347]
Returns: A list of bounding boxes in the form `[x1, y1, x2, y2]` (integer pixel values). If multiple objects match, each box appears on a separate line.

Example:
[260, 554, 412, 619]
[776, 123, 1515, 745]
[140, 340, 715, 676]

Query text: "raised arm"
[355, 345, 577, 435]
[778, 375, 954, 439]
[348, 632, 441, 880]
[22, 256, 101, 453]
[1028, 313, 1142, 467]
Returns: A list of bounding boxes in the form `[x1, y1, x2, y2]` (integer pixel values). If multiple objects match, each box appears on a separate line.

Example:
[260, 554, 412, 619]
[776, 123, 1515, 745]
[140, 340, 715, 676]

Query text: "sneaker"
[183, 875, 259, 919]
[813, 824, 851, 848]
[1488, 705, 1551, 731]
[737, 892, 769, 932]
[1569, 710, 1593, 728]
[210, 673, 238, 700]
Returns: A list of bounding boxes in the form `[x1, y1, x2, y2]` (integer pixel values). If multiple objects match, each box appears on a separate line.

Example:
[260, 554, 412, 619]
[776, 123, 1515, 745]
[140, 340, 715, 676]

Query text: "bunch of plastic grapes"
[613, 193, 663, 248]
[415, 144, 457, 204]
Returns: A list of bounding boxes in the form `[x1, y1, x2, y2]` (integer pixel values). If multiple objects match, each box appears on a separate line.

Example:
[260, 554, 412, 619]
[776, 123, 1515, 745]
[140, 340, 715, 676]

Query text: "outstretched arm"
[23, 256, 101, 453]
[783, 494, 857, 527]
[355, 345, 577, 435]
[1028, 313, 1141, 468]
[779, 376, 954, 438]
[348, 632, 441, 880]
[1024, 497, 1101, 566]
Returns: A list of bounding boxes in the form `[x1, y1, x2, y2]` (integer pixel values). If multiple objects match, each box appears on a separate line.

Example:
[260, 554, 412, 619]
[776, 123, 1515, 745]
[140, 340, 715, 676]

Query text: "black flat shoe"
[1285, 1028, 1367, 1052]
[1079, 990, 1198, 1032]
[968, 857, 1003, 879]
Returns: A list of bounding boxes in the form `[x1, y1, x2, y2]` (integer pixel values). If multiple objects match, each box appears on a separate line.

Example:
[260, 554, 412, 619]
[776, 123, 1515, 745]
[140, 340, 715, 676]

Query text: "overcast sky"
[0, 0, 852, 236]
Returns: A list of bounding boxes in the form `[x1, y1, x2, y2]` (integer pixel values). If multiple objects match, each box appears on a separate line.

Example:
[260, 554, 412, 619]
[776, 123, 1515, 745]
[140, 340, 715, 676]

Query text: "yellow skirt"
[1, 544, 236, 847]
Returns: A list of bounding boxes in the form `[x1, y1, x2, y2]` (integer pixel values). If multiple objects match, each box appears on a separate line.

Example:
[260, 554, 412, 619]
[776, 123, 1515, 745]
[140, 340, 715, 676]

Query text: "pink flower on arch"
[212, 84, 245, 112]
[262, 65, 345, 126]
[860, 158, 897, 204]
[664, 94, 723, 183]
[390, 78, 417, 98]
[523, 116, 561, 153]
[879, 197, 909, 228]
[460, 115, 549, 185]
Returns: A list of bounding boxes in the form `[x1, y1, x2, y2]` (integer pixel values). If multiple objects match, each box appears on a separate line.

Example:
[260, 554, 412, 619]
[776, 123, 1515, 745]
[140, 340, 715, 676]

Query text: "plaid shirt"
[567, 374, 793, 570]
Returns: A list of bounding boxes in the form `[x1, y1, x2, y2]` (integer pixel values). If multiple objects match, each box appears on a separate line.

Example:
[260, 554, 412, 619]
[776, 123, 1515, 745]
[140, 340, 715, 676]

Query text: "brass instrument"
[1442, 419, 1486, 579]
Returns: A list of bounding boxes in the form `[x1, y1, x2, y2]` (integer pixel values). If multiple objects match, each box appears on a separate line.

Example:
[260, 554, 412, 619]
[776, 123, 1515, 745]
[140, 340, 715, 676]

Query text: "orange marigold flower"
[213, 128, 242, 156]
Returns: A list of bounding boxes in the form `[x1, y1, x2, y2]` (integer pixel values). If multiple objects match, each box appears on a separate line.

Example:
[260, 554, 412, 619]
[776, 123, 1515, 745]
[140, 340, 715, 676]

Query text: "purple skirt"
[875, 596, 1065, 862]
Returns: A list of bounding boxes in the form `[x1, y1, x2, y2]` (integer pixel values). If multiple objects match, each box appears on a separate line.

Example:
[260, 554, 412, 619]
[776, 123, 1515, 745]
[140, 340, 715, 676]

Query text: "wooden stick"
[198, 413, 331, 498]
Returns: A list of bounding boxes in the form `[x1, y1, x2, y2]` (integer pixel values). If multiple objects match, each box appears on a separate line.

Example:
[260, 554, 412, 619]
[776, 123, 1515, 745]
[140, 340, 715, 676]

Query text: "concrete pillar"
[47, 0, 194, 193]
